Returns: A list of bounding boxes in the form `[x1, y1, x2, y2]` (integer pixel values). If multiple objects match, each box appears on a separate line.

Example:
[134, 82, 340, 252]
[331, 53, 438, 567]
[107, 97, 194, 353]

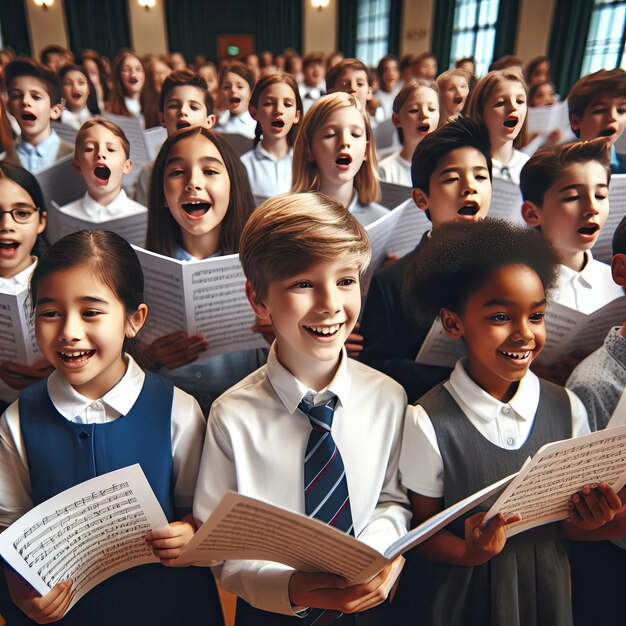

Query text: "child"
[375, 54, 400, 119]
[291, 92, 387, 227]
[134, 69, 216, 206]
[193, 192, 410, 624]
[58, 64, 100, 130]
[107, 49, 159, 129]
[198, 62, 219, 113]
[360, 116, 492, 403]
[298, 52, 326, 113]
[411, 52, 437, 80]
[436, 68, 470, 122]
[0, 163, 51, 411]
[145, 126, 264, 413]
[520, 138, 622, 314]
[326, 59, 376, 121]
[4, 58, 74, 174]
[567, 68, 626, 174]
[396, 218, 622, 626]
[82, 52, 110, 111]
[379, 79, 440, 187]
[528, 80, 557, 108]
[215, 61, 256, 139]
[524, 55, 551, 87]
[0, 230, 222, 625]
[465, 69, 530, 184]
[240, 72, 303, 198]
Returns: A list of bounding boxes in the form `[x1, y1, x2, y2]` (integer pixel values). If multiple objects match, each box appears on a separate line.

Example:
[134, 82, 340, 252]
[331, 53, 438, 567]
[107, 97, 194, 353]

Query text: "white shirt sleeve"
[567, 388, 591, 437]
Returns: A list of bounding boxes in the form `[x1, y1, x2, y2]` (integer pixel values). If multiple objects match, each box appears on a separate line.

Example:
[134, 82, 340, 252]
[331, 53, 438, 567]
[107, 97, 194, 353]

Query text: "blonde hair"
[240, 192, 371, 302]
[75, 118, 130, 158]
[291, 92, 380, 205]
[465, 69, 528, 149]
[436, 68, 470, 92]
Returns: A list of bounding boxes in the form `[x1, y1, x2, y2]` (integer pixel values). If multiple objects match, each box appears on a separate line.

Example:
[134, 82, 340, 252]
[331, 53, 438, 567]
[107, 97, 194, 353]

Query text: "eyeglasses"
[0, 206, 39, 224]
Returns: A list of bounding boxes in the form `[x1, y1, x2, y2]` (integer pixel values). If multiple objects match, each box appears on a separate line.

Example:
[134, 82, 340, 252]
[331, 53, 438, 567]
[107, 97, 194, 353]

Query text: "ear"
[293, 109, 301, 125]
[569, 112, 581, 135]
[158, 112, 166, 127]
[206, 114, 217, 129]
[391, 112, 401, 129]
[612, 253, 626, 288]
[245, 279, 270, 319]
[123, 158, 132, 174]
[440, 308, 463, 340]
[249, 105, 258, 122]
[37, 211, 47, 235]
[366, 85, 373, 101]
[412, 188, 430, 213]
[50, 102, 63, 120]
[521, 200, 542, 227]
[71, 158, 82, 174]
[125, 303, 148, 338]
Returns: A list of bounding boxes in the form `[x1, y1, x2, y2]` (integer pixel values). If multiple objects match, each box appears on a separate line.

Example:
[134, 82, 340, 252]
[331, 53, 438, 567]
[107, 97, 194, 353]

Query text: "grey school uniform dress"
[394, 379, 573, 626]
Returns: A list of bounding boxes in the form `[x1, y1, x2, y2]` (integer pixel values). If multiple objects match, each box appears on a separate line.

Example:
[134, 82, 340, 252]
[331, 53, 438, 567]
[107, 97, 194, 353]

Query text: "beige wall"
[127, 0, 168, 56]
[400, 0, 432, 56]
[25, 0, 69, 58]
[515, 0, 556, 63]
[303, 0, 337, 54]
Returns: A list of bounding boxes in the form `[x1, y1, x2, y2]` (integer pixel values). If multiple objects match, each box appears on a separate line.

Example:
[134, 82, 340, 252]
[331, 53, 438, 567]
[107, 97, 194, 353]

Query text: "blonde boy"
[193, 193, 409, 625]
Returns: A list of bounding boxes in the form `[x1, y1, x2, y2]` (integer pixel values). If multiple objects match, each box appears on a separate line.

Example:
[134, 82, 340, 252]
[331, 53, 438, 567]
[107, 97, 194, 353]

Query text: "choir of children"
[0, 38, 625, 626]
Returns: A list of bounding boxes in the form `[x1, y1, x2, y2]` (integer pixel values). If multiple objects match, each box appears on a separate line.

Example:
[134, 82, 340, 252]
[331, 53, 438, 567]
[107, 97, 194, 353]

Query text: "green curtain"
[431, 0, 456, 72]
[387, 0, 403, 56]
[493, 0, 521, 61]
[64, 0, 131, 60]
[0, 0, 31, 56]
[165, 0, 302, 62]
[337, 0, 358, 56]
[549, 0, 593, 97]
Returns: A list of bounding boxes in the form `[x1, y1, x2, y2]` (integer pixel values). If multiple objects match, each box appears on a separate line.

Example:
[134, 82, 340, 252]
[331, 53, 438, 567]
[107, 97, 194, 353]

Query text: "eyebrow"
[439, 165, 488, 175]
[165, 155, 224, 167]
[483, 298, 546, 308]
[558, 183, 609, 192]
[36, 296, 110, 306]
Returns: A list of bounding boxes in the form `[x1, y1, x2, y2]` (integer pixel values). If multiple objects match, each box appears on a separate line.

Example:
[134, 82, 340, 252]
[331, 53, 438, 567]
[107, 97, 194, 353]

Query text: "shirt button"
[502, 406, 510, 414]
[195, 371, 203, 379]
[506, 437, 515, 446]
[79, 431, 90, 440]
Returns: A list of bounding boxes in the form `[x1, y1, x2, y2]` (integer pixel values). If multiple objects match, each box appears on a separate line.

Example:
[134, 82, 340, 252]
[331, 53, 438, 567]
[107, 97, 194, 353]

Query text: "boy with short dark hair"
[194, 192, 409, 625]
[411, 52, 437, 80]
[359, 116, 493, 402]
[4, 58, 73, 174]
[567, 68, 626, 173]
[326, 59, 373, 112]
[299, 52, 326, 112]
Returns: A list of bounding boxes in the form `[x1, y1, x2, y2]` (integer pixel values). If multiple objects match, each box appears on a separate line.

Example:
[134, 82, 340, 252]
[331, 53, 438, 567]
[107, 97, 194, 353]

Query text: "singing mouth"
[578, 223, 600, 235]
[304, 323, 343, 336]
[230, 97, 241, 105]
[21, 113, 36, 121]
[458, 203, 479, 216]
[176, 121, 191, 130]
[182, 201, 211, 216]
[418, 124, 430, 132]
[71, 91, 82, 100]
[128, 77, 139, 84]
[271, 120, 285, 129]
[453, 96, 463, 104]
[503, 119, 518, 128]
[0, 241, 19, 250]
[94, 165, 111, 182]
[599, 127, 617, 137]
[335, 155, 352, 166]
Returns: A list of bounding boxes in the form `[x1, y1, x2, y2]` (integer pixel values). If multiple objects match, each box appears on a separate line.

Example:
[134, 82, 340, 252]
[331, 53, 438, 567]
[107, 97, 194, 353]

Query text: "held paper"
[485, 425, 626, 536]
[0, 288, 41, 365]
[0, 465, 169, 614]
[593, 174, 626, 263]
[34, 155, 87, 212]
[488, 177, 524, 223]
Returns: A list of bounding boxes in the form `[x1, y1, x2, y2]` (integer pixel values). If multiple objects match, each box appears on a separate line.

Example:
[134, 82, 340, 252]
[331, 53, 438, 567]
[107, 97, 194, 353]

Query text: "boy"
[326, 59, 373, 113]
[520, 139, 622, 314]
[359, 116, 492, 403]
[299, 52, 326, 113]
[134, 70, 215, 205]
[568, 68, 626, 173]
[194, 192, 409, 625]
[4, 58, 73, 174]
[411, 52, 437, 80]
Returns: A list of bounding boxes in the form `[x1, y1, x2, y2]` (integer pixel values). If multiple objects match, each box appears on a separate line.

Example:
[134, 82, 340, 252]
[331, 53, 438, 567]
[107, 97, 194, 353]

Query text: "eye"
[475, 174, 488, 181]
[14, 209, 34, 220]
[618, 108, 626, 115]
[490, 313, 509, 322]
[494, 100, 505, 107]
[291, 280, 312, 289]
[442, 176, 460, 184]
[562, 194, 580, 202]
[83, 310, 103, 318]
[529, 312, 545, 322]
[203, 167, 219, 176]
[37, 309, 59, 319]
[338, 277, 357, 287]
[167, 167, 184, 177]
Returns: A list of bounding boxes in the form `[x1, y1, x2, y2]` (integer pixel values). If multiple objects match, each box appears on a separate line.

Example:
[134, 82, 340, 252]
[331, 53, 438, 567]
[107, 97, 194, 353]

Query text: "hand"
[288, 556, 403, 614]
[547, 129, 562, 144]
[0, 359, 53, 390]
[567, 482, 623, 531]
[464, 511, 520, 566]
[148, 331, 208, 369]
[145, 518, 196, 565]
[345, 323, 363, 359]
[251, 316, 275, 346]
[4, 567, 72, 623]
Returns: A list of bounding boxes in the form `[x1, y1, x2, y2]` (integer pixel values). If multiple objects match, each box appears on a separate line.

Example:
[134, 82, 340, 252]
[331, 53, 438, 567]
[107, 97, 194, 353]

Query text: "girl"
[292, 92, 387, 226]
[0, 230, 223, 626]
[198, 62, 220, 114]
[107, 49, 159, 129]
[82, 52, 110, 112]
[59, 64, 100, 130]
[528, 80, 557, 108]
[375, 54, 400, 119]
[215, 61, 256, 139]
[240, 72, 303, 198]
[437, 68, 470, 122]
[379, 80, 440, 187]
[525, 55, 551, 87]
[395, 218, 621, 625]
[466, 69, 530, 184]
[0, 163, 51, 411]
[145, 126, 264, 413]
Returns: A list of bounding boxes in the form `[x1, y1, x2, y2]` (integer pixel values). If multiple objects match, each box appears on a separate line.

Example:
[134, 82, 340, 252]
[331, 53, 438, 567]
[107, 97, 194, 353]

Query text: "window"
[449, 0, 501, 77]
[355, 0, 391, 67]
[581, 0, 626, 76]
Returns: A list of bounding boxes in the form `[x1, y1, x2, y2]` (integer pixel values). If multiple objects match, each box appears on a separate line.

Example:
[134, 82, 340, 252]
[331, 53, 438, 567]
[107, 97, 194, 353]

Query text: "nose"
[95, 145, 107, 160]
[0, 212, 14, 228]
[511, 317, 534, 343]
[316, 284, 341, 315]
[185, 166, 203, 191]
[59, 312, 84, 342]
[461, 174, 477, 196]
[608, 106, 618, 122]
[339, 128, 351, 148]
[585, 192, 601, 216]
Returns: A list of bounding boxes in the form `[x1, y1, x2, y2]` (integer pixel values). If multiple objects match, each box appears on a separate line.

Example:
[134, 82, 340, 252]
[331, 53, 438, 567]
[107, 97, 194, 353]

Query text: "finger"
[155, 338, 208, 361]
[570, 492, 594, 525]
[581, 487, 614, 522]
[154, 547, 184, 560]
[345, 343, 363, 354]
[477, 514, 505, 543]
[347, 333, 364, 342]
[598, 482, 623, 511]
[151, 331, 189, 348]
[148, 536, 186, 550]
[38, 580, 72, 613]
[465, 511, 487, 530]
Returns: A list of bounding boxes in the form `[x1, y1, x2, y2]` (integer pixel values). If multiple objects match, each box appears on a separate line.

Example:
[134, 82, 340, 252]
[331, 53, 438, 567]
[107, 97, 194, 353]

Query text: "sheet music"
[384, 198, 431, 257]
[0, 288, 41, 365]
[51, 121, 78, 146]
[414, 318, 465, 367]
[34, 155, 87, 211]
[215, 132, 253, 157]
[144, 126, 167, 160]
[489, 177, 524, 223]
[373, 118, 396, 150]
[485, 425, 626, 536]
[526, 101, 570, 136]
[379, 181, 412, 209]
[593, 174, 626, 263]
[47, 201, 147, 246]
[0, 465, 169, 614]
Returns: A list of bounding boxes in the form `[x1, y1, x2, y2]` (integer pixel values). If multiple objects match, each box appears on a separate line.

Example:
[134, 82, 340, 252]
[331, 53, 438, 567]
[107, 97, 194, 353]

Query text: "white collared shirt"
[216, 109, 256, 139]
[60, 189, 147, 223]
[0, 355, 206, 528]
[491, 149, 530, 185]
[347, 190, 389, 227]
[552, 251, 623, 314]
[240, 143, 293, 198]
[124, 96, 142, 117]
[400, 359, 590, 498]
[60, 107, 93, 130]
[193, 344, 410, 615]
[379, 151, 412, 187]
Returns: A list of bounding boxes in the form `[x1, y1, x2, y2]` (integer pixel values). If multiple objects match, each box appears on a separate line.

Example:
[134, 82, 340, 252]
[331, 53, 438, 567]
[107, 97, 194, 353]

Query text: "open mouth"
[458, 203, 479, 216]
[0, 241, 19, 251]
[71, 91, 82, 100]
[176, 121, 191, 130]
[182, 201, 211, 217]
[418, 124, 430, 132]
[58, 349, 95, 364]
[453, 96, 463, 105]
[129, 77, 139, 84]
[503, 119, 518, 128]
[578, 223, 600, 235]
[21, 113, 36, 122]
[304, 323, 343, 337]
[499, 350, 531, 361]
[271, 120, 285, 129]
[599, 127, 617, 137]
[94, 165, 111, 182]
[335, 155, 352, 166]
[230, 97, 241, 105]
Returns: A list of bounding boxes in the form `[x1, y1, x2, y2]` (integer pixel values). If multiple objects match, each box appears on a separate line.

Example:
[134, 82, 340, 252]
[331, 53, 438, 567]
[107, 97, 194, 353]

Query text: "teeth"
[500, 350, 530, 360]
[306, 324, 341, 335]
[60, 350, 91, 357]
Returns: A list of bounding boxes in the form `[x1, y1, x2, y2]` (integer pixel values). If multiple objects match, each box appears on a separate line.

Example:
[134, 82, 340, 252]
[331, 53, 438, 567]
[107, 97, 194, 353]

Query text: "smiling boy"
[193, 192, 409, 625]
[4, 59, 73, 174]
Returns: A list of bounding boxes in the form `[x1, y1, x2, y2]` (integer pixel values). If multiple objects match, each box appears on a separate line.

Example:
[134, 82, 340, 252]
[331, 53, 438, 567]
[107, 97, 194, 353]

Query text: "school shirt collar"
[266, 342, 351, 414]
[124, 96, 141, 116]
[82, 188, 128, 219]
[557, 250, 598, 290]
[446, 358, 540, 424]
[254, 142, 292, 163]
[16, 130, 60, 165]
[47, 354, 145, 422]
[172, 245, 222, 262]
[0, 257, 37, 291]
[611, 144, 619, 169]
